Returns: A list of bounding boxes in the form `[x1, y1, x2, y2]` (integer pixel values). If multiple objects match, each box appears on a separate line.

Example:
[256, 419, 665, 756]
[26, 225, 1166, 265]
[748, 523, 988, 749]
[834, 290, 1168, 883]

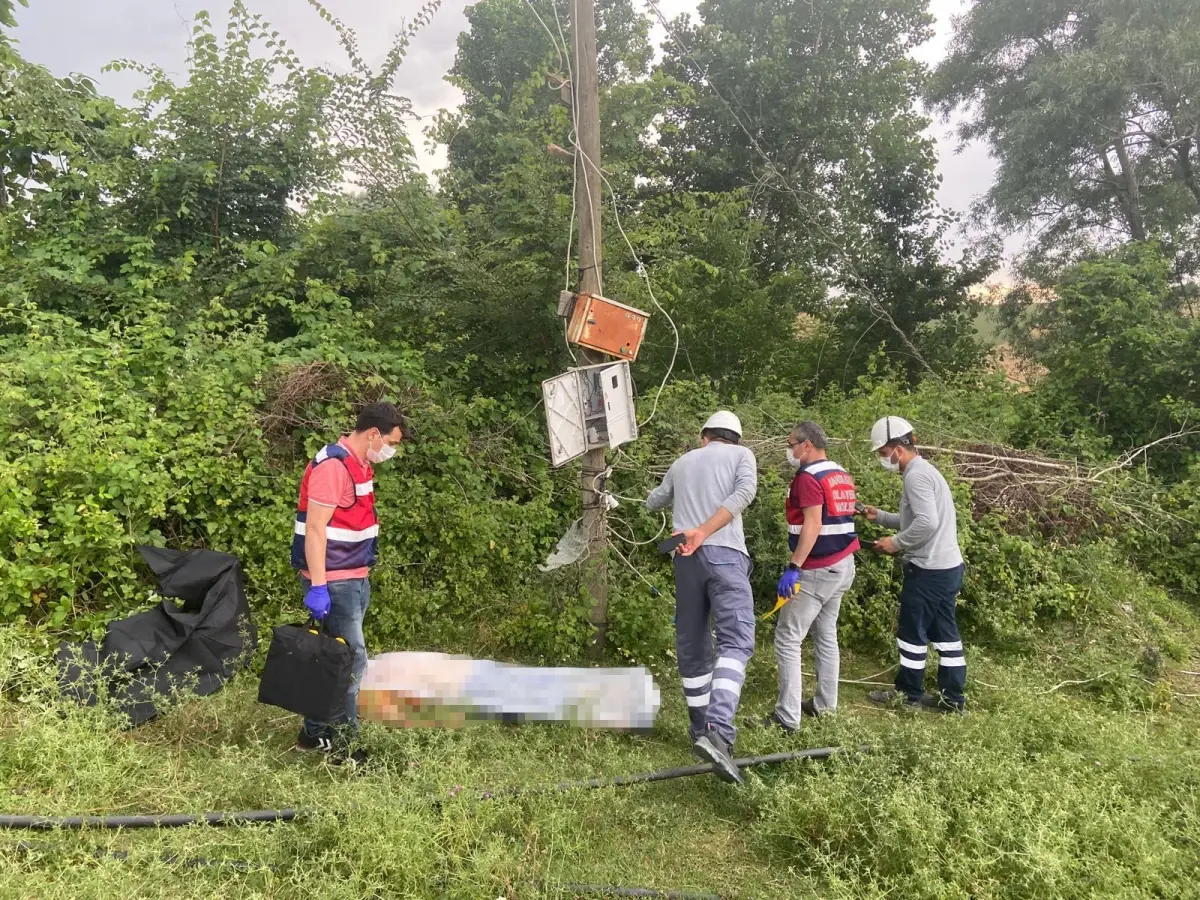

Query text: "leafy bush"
[0, 303, 578, 659]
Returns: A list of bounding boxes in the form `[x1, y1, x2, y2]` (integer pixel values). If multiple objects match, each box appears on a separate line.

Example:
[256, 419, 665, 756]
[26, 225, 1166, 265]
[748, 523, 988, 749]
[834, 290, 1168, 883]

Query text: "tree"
[930, 0, 1200, 276]
[656, 0, 991, 383]
[1004, 242, 1200, 465]
[1, 1, 437, 330]
[0, 0, 25, 60]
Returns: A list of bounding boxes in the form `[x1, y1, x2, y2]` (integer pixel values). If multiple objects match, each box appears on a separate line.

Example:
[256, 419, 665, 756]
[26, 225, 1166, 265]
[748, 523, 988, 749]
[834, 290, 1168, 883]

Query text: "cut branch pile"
[928, 442, 1094, 531]
[926, 428, 1199, 537]
[259, 362, 350, 444]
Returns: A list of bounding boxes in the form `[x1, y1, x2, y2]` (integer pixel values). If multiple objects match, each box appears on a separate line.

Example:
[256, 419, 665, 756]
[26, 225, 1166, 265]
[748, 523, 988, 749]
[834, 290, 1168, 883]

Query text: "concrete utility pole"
[572, 0, 609, 658]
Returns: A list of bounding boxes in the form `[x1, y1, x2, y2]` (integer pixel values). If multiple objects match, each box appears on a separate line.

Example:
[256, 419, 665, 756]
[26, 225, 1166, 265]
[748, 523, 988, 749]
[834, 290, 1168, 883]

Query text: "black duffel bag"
[257, 619, 354, 722]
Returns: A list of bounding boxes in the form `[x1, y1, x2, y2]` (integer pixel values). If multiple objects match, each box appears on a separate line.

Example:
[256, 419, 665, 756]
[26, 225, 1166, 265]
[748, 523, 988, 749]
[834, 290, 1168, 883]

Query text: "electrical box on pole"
[542, 361, 637, 468]
[560, 292, 650, 361]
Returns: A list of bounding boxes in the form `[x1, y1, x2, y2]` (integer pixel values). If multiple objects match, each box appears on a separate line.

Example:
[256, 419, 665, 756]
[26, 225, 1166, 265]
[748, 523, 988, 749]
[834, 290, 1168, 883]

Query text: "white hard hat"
[702, 410, 742, 438]
[870, 416, 914, 451]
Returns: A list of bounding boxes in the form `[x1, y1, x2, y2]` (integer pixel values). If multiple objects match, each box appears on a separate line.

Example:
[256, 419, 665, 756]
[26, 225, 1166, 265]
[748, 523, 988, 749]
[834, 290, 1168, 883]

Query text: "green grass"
[2, 601, 1199, 899]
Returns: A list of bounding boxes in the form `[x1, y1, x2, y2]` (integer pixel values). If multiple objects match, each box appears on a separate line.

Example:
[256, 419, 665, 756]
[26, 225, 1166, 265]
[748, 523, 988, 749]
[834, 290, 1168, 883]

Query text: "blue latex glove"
[776, 565, 802, 602]
[304, 583, 331, 620]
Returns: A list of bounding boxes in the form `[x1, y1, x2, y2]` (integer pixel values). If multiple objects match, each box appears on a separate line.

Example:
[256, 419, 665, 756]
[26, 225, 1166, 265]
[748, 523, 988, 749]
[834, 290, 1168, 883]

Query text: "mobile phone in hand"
[855, 502, 866, 515]
[658, 533, 687, 555]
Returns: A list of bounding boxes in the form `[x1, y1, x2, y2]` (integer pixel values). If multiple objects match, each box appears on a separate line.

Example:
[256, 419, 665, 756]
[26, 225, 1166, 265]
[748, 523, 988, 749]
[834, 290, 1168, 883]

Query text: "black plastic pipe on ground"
[0, 745, 865, 830]
[0, 809, 302, 831]
[481, 744, 868, 800]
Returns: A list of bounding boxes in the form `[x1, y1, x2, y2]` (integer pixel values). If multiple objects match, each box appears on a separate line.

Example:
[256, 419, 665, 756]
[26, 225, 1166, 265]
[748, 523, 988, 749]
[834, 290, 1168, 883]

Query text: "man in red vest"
[765, 421, 859, 733]
[291, 402, 410, 765]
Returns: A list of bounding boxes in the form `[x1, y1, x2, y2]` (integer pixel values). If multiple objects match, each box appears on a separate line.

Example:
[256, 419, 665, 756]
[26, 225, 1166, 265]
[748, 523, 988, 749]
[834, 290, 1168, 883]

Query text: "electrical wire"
[550, 0, 580, 364]
[564, 155, 580, 363]
[607, 539, 663, 595]
[521, 0, 580, 364]
[608, 511, 668, 546]
[481, 745, 865, 798]
[577, 145, 681, 429]
[521, 0, 567, 74]
[590, 465, 658, 506]
[0, 809, 302, 830]
[525, 0, 682, 422]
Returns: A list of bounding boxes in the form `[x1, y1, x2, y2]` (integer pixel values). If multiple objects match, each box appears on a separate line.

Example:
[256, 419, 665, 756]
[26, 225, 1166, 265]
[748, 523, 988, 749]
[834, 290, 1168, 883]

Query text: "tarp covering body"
[57, 547, 256, 725]
[358, 652, 660, 730]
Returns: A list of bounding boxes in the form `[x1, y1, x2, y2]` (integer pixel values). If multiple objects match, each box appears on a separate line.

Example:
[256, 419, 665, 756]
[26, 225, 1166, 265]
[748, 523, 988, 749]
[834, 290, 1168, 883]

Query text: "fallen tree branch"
[918, 446, 1075, 471]
[1089, 426, 1200, 481]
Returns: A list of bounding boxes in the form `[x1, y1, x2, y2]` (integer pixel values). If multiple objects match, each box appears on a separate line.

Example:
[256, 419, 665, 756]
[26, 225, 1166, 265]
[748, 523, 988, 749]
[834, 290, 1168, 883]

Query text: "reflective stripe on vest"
[291, 442, 379, 572]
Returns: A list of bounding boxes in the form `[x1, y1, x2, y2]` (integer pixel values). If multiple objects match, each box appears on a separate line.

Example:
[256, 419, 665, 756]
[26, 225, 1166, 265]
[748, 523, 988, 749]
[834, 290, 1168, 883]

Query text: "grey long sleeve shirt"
[876, 455, 963, 570]
[645, 442, 758, 557]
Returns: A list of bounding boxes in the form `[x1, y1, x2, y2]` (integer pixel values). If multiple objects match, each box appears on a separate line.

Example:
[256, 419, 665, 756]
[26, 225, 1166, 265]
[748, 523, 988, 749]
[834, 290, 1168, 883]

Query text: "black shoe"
[920, 692, 966, 714]
[760, 711, 796, 735]
[866, 689, 921, 709]
[295, 729, 335, 754]
[692, 727, 744, 785]
[800, 699, 822, 719]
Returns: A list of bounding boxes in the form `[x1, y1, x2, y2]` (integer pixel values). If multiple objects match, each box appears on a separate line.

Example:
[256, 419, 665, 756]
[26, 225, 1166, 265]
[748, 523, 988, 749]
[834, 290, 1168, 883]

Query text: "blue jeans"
[300, 576, 370, 739]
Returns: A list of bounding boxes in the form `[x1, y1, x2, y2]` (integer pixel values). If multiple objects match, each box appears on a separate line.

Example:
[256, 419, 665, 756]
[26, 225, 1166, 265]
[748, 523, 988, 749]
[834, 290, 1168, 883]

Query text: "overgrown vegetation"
[2, 0, 1200, 896]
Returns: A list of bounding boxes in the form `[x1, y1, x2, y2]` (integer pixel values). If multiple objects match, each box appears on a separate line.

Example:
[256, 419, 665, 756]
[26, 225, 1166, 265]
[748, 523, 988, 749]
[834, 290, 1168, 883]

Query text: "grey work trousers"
[773, 556, 855, 730]
[673, 545, 755, 747]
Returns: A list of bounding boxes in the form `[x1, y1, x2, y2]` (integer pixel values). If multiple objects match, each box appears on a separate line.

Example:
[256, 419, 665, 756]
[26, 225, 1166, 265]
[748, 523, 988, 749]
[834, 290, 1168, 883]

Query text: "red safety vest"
[786, 460, 859, 567]
[291, 442, 379, 573]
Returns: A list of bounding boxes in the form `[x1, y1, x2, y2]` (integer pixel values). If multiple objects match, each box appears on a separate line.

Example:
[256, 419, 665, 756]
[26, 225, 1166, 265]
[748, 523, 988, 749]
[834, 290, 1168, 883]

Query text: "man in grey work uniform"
[646, 410, 758, 784]
[861, 415, 968, 712]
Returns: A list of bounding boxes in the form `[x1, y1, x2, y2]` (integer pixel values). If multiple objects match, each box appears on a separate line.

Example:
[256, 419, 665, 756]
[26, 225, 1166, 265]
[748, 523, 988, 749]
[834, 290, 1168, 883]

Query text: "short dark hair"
[886, 432, 916, 449]
[354, 402, 411, 439]
[790, 421, 828, 450]
[702, 427, 741, 445]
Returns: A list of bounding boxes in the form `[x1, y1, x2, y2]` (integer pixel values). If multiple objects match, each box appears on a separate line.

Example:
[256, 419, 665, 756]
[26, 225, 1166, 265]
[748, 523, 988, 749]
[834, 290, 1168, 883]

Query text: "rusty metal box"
[566, 293, 650, 361]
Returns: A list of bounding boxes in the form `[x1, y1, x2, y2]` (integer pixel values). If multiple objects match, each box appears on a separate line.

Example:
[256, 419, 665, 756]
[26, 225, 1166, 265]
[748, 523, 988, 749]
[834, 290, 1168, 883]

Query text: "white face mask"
[786, 447, 806, 470]
[878, 450, 900, 473]
[368, 440, 397, 464]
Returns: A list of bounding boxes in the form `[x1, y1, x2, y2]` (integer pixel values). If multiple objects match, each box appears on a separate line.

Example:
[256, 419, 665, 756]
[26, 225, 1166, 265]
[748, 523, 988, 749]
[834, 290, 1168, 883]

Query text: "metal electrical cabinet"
[542, 361, 638, 467]
[564, 293, 650, 362]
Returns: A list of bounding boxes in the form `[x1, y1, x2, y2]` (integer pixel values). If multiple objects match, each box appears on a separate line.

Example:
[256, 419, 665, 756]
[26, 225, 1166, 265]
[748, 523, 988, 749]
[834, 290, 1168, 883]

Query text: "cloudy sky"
[12, 0, 1012, 272]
